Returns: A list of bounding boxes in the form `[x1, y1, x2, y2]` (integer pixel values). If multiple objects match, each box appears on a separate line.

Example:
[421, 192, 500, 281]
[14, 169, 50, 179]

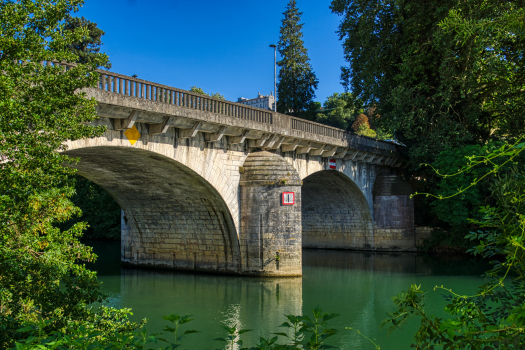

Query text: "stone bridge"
[64, 68, 415, 277]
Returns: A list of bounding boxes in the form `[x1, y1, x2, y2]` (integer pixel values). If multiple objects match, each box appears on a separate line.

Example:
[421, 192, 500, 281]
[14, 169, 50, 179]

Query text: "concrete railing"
[95, 70, 274, 125]
[42, 61, 394, 153]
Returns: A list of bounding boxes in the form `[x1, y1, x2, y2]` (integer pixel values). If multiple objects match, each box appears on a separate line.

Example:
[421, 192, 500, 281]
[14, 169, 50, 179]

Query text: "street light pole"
[269, 44, 276, 112]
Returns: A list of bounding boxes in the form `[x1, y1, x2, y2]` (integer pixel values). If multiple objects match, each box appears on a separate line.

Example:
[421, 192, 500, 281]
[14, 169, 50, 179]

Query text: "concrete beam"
[205, 126, 227, 142]
[372, 156, 384, 164]
[296, 142, 313, 154]
[393, 159, 404, 168]
[385, 157, 396, 166]
[354, 152, 368, 162]
[254, 133, 270, 147]
[281, 139, 300, 152]
[228, 129, 249, 145]
[333, 148, 349, 159]
[179, 121, 202, 139]
[262, 134, 281, 148]
[343, 150, 360, 161]
[364, 154, 376, 163]
[148, 116, 176, 135]
[112, 110, 137, 130]
[266, 136, 285, 150]
[321, 146, 338, 158]
[309, 144, 326, 156]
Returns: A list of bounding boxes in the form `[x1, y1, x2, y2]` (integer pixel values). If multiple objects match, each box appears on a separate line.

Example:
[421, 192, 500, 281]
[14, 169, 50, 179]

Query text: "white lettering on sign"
[282, 192, 295, 205]
[329, 159, 336, 169]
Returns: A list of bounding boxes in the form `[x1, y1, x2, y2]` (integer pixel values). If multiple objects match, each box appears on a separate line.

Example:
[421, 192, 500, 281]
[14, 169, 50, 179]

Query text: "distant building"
[237, 92, 275, 111]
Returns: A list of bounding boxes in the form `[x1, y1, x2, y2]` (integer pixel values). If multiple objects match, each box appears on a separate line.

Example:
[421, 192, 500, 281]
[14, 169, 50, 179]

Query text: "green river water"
[87, 241, 490, 349]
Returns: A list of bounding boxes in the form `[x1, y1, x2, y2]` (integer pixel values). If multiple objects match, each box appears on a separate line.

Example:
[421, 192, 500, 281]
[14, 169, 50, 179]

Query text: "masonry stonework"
[373, 174, 416, 250]
[64, 119, 415, 276]
[240, 152, 302, 276]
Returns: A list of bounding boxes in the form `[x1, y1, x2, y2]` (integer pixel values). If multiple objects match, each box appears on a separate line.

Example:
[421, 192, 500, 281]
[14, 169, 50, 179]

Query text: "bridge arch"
[63, 145, 241, 273]
[301, 170, 374, 249]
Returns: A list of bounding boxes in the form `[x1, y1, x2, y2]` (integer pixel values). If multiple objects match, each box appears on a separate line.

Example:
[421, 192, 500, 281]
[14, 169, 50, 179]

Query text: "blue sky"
[77, 0, 347, 103]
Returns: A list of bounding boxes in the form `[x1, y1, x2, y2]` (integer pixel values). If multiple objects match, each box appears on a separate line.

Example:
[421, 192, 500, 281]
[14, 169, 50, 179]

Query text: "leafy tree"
[211, 92, 225, 100]
[190, 86, 225, 100]
[314, 92, 360, 130]
[351, 113, 369, 132]
[331, 0, 525, 242]
[64, 14, 110, 69]
[379, 5, 525, 348]
[59, 175, 121, 240]
[276, 0, 318, 117]
[63, 15, 119, 239]
[331, 0, 525, 167]
[0, 0, 139, 346]
[190, 86, 206, 95]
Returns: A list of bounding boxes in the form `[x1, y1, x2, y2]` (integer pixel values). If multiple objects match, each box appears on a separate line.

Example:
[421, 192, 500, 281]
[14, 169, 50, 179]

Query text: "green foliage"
[356, 124, 376, 138]
[374, 128, 392, 141]
[159, 313, 199, 349]
[276, 0, 318, 117]
[431, 144, 495, 227]
[0, 0, 138, 346]
[59, 175, 121, 240]
[13, 308, 339, 349]
[332, 0, 525, 242]
[331, 0, 525, 170]
[383, 138, 525, 346]
[189, 86, 206, 95]
[215, 325, 252, 350]
[314, 92, 360, 130]
[190, 86, 225, 100]
[63, 15, 110, 69]
[211, 92, 225, 100]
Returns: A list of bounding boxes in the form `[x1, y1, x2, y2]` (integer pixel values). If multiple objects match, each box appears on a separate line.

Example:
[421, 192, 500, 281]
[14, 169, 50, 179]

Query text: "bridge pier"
[239, 152, 302, 276]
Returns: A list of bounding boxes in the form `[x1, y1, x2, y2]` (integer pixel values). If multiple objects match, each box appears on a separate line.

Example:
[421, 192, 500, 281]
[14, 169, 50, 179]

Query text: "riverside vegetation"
[1, 0, 524, 349]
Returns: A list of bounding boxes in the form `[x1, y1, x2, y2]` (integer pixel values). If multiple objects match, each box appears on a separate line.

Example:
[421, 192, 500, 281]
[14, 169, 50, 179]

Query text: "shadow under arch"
[301, 170, 374, 249]
[63, 146, 241, 273]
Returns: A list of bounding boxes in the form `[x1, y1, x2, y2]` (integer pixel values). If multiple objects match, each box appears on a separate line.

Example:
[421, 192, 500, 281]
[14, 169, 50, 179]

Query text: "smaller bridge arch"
[301, 171, 374, 249]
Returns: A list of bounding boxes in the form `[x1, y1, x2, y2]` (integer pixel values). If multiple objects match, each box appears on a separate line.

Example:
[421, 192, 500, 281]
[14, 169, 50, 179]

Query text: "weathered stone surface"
[373, 174, 415, 250]
[240, 152, 302, 276]
[62, 115, 416, 276]
[301, 170, 374, 250]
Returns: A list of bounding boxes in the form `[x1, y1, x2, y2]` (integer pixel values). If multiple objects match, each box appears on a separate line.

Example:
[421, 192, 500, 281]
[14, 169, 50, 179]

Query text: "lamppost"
[269, 44, 277, 112]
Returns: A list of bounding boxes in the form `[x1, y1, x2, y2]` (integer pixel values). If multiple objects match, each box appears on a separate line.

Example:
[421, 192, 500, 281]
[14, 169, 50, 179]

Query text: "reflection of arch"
[64, 146, 240, 273]
[301, 171, 374, 249]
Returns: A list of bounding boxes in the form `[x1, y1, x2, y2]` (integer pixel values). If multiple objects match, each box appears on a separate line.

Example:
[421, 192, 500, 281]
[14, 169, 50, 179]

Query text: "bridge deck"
[82, 67, 401, 166]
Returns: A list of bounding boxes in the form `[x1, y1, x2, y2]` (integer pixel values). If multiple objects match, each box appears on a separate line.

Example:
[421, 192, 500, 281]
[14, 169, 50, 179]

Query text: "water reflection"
[87, 241, 489, 349]
[118, 269, 302, 348]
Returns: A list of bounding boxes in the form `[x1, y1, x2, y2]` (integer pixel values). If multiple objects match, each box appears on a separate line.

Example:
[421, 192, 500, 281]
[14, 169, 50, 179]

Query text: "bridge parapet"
[89, 68, 403, 167]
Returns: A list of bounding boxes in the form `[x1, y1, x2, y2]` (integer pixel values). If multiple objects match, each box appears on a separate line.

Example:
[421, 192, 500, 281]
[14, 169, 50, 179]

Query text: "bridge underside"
[301, 171, 374, 249]
[64, 146, 241, 273]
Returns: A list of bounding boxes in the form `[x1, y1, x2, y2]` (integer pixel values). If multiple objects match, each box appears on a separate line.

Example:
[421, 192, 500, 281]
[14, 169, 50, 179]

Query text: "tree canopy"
[331, 0, 525, 168]
[314, 92, 360, 130]
[63, 14, 110, 68]
[276, 0, 318, 117]
[0, 0, 138, 345]
[190, 86, 225, 100]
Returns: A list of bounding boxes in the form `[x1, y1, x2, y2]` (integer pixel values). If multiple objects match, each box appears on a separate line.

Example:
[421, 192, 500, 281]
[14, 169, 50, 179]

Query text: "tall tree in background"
[64, 15, 110, 69]
[314, 92, 360, 130]
[276, 0, 318, 117]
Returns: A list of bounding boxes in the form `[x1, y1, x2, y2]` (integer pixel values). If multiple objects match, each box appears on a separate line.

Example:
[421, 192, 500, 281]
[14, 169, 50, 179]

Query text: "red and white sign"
[282, 192, 295, 205]
[329, 159, 337, 169]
